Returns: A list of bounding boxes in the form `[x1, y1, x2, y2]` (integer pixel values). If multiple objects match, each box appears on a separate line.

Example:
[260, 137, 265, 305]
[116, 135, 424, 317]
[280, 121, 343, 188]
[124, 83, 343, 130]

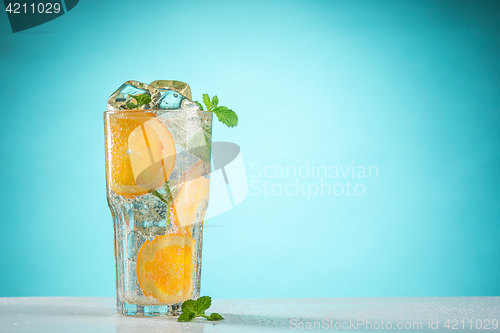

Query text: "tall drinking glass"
[104, 109, 212, 316]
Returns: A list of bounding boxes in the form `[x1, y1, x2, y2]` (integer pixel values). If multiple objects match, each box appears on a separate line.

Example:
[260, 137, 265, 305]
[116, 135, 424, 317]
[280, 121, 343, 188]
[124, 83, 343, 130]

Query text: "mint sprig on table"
[177, 296, 224, 322]
[196, 94, 238, 128]
[126, 93, 151, 109]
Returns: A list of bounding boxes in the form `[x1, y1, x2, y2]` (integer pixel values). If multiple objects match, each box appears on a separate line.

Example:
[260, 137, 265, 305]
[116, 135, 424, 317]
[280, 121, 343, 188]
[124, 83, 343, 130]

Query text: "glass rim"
[104, 109, 212, 114]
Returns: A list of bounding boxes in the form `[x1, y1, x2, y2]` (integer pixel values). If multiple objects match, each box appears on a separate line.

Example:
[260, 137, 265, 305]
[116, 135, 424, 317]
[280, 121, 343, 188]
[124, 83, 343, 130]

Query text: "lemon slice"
[136, 234, 196, 304]
[106, 112, 176, 197]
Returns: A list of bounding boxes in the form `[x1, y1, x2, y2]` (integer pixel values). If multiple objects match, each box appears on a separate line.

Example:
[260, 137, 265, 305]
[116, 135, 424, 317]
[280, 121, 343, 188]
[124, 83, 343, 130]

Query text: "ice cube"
[157, 90, 185, 109]
[107, 80, 161, 111]
[154, 89, 201, 110]
[150, 80, 192, 99]
[131, 193, 168, 228]
[157, 109, 211, 162]
[149, 79, 200, 110]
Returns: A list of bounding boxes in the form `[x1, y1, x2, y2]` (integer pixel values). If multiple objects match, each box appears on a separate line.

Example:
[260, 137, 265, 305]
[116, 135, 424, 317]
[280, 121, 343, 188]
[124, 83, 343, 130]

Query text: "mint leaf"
[207, 313, 224, 321]
[202, 94, 212, 110]
[126, 93, 151, 109]
[212, 106, 238, 127]
[196, 296, 212, 314]
[178, 296, 223, 322]
[126, 102, 138, 109]
[149, 180, 172, 206]
[150, 190, 168, 205]
[212, 95, 219, 107]
[177, 312, 195, 322]
[132, 93, 151, 106]
[195, 101, 204, 111]
[164, 181, 173, 203]
[181, 300, 197, 314]
[199, 94, 238, 127]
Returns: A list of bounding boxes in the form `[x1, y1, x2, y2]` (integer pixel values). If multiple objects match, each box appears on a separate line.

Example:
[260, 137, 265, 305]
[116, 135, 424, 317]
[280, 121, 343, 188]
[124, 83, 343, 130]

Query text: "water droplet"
[126, 149, 131, 154]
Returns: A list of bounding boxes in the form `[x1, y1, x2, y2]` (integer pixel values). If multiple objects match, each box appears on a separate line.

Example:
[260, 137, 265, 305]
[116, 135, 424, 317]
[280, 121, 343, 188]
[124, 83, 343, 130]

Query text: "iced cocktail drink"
[105, 81, 212, 316]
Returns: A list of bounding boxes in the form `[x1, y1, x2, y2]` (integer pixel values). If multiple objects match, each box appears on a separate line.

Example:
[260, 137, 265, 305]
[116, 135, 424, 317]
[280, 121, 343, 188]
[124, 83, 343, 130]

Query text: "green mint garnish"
[177, 312, 196, 322]
[196, 94, 238, 128]
[149, 182, 174, 229]
[177, 296, 224, 322]
[202, 94, 211, 110]
[207, 313, 224, 321]
[150, 181, 174, 206]
[150, 189, 169, 205]
[126, 93, 151, 110]
[212, 106, 238, 127]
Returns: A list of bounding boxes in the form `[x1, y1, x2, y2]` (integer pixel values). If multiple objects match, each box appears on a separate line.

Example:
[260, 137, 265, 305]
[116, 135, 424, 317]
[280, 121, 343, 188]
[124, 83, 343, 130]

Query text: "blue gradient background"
[1, 0, 499, 298]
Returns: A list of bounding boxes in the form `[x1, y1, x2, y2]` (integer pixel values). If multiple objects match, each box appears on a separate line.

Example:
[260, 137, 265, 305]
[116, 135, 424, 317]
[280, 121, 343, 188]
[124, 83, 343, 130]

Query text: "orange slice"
[106, 112, 176, 197]
[173, 161, 210, 234]
[136, 234, 196, 304]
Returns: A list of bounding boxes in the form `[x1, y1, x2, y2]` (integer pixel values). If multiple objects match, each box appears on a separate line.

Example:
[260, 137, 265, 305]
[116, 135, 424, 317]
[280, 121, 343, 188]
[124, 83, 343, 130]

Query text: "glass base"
[117, 300, 182, 317]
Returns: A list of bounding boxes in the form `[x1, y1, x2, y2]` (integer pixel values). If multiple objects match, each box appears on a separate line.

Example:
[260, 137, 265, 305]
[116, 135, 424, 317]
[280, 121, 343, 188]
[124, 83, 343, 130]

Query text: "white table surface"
[1, 297, 499, 332]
